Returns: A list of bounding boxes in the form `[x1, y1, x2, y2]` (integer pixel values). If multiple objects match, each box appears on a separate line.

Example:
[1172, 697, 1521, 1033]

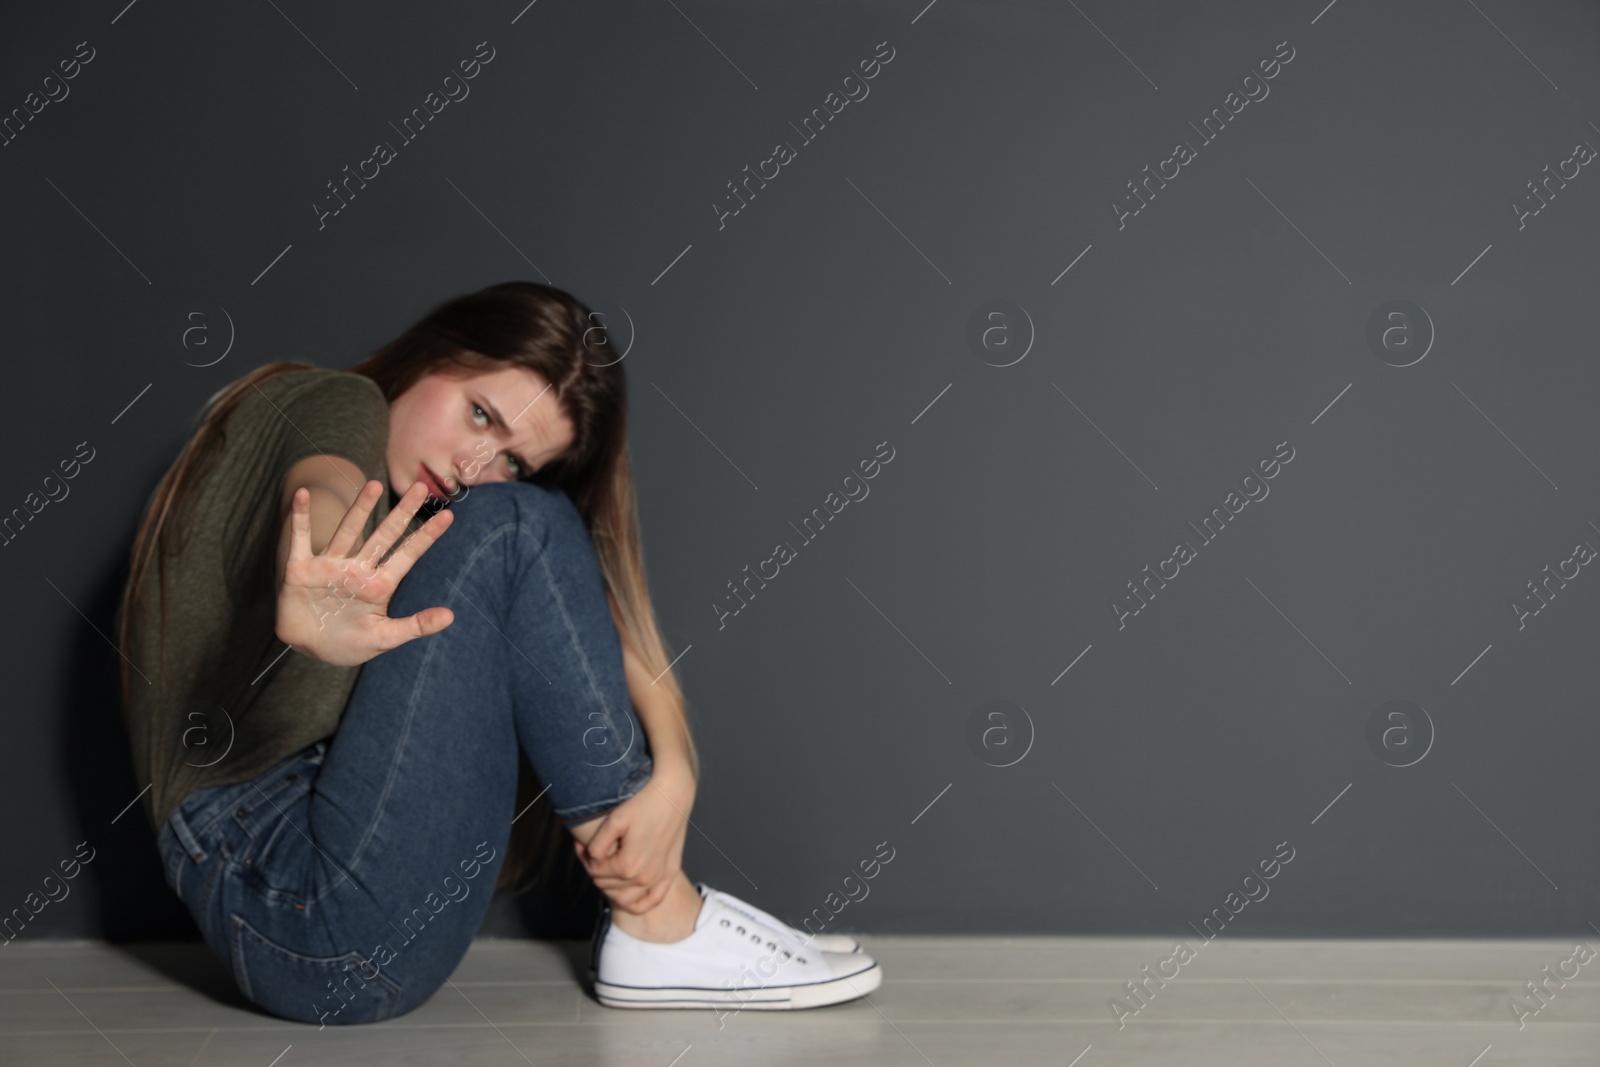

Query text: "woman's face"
[386, 364, 575, 502]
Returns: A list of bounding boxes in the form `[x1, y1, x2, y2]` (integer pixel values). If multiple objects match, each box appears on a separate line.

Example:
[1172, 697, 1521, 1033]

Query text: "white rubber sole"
[594, 959, 882, 1010]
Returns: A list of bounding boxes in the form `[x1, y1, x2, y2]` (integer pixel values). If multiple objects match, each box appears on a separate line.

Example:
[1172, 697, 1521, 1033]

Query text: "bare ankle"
[609, 873, 701, 943]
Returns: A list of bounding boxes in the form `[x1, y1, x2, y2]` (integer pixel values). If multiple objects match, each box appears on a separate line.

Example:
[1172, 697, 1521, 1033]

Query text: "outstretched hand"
[276, 478, 456, 667]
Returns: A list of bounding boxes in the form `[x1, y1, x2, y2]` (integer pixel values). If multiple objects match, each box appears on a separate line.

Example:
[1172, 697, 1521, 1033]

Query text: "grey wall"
[3, 0, 1597, 943]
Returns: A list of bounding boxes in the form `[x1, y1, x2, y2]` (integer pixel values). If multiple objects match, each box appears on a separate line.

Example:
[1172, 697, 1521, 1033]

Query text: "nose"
[450, 452, 477, 489]
[452, 443, 495, 488]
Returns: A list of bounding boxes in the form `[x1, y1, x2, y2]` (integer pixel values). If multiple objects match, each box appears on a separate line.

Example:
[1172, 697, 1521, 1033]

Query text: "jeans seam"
[229, 912, 405, 1010]
[166, 806, 209, 866]
[526, 522, 642, 775]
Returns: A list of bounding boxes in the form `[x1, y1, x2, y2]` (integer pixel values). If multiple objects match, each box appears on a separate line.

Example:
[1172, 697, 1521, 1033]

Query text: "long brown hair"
[117, 280, 697, 893]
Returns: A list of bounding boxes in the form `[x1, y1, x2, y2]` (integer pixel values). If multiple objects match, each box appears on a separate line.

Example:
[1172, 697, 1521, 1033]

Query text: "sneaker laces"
[702, 885, 820, 951]
[705, 898, 815, 969]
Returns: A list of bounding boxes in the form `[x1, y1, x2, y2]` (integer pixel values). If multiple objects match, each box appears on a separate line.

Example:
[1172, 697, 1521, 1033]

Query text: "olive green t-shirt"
[123, 366, 395, 834]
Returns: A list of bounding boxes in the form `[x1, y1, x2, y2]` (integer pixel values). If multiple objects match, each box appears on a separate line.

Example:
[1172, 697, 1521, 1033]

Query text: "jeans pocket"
[229, 913, 402, 1026]
[228, 760, 320, 843]
[181, 742, 327, 846]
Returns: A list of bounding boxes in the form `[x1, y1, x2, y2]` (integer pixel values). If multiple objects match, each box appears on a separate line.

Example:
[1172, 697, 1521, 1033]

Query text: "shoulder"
[236, 366, 390, 443]
[215, 366, 391, 490]
[252, 366, 388, 415]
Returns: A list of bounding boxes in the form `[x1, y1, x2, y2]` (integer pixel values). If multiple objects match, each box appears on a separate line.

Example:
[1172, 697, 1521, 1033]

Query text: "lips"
[418, 464, 450, 499]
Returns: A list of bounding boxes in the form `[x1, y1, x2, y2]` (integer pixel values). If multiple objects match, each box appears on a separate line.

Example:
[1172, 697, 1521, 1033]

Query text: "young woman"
[116, 281, 880, 1024]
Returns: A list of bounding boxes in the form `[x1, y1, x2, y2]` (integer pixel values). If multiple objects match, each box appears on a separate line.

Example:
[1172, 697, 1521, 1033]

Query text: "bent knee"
[445, 480, 583, 543]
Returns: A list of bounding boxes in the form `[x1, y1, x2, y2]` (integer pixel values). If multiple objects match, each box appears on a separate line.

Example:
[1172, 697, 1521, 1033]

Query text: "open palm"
[277, 478, 456, 667]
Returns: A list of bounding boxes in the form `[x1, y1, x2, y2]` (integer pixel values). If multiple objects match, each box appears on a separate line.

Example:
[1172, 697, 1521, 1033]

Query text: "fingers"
[633, 878, 672, 914]
[585, 849, 649, 888]
[587, 819, 624, 866]
[414, 606, 455, 636]
[325, 480, 385, 559]
[581, 840, 627, 879]
[615, 877, 672, 915]
[579, 846, 639, 892]
[587, 863, 637, 889]
[287, 487, 312, 562]
[373, 506, 455, 586]
[357, 480, 433, 568]
[379, 606, 455, 651]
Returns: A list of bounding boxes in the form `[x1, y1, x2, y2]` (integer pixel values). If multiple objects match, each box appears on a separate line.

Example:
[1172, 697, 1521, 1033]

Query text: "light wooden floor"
[1, 936, 1595, 1065]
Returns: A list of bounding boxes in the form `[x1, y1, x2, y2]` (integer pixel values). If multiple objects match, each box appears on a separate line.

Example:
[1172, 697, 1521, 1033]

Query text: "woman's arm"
[608, 589, 696, 787]
[618, 634, 696, 790]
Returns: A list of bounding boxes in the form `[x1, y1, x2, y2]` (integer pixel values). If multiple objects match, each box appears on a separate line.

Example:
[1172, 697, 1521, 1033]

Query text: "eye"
[471, 402, 526, 477]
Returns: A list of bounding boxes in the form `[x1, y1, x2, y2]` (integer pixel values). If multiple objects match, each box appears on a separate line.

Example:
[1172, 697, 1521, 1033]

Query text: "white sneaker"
[590, 883, 881, 1010]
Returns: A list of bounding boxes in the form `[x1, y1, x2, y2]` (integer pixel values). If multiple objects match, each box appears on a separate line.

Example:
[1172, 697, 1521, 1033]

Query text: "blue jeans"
[155, 480, 655, 1025]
